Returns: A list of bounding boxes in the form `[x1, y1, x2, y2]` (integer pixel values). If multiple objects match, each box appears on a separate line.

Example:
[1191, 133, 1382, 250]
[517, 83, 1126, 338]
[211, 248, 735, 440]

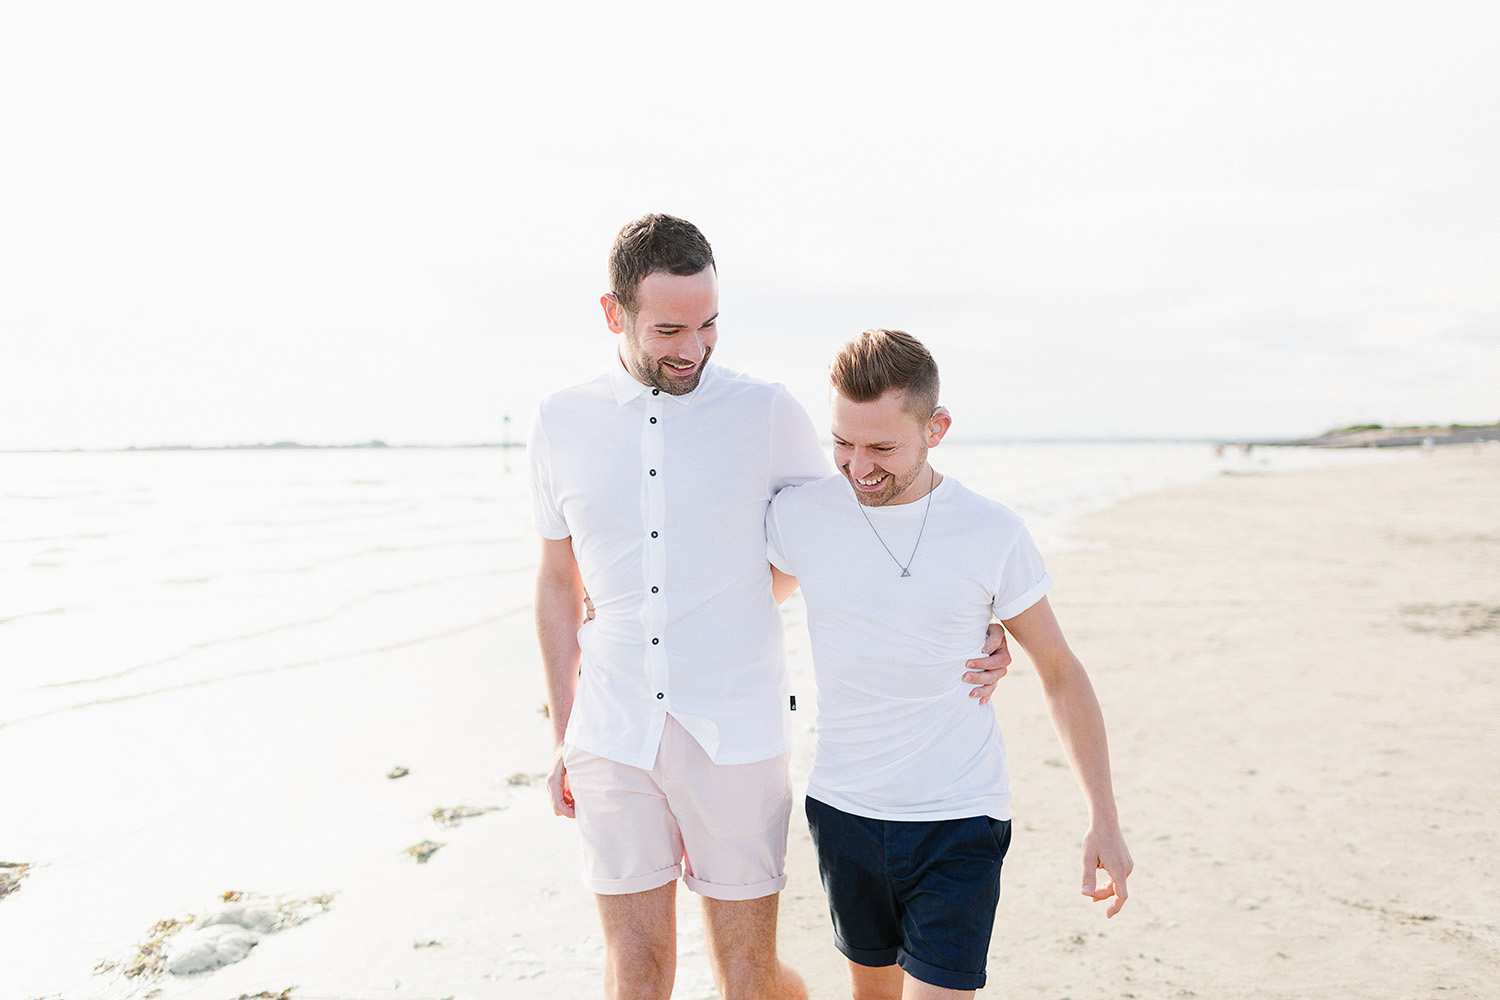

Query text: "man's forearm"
[1037, 656, 1119, 825]
[535, 574, 585, 747]
[1005, 597, 1131, 911]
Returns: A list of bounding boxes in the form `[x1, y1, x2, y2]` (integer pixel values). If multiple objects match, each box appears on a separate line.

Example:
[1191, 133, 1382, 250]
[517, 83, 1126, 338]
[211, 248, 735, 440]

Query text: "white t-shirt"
[765, 473, 1051, 821]
[530, 357, 828, 769]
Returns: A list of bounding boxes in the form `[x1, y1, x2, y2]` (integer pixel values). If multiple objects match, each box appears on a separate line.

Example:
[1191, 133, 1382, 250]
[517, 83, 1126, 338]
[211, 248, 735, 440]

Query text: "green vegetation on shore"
[1299, 422, 1500, 449]
[1327, 422, 1500, 435]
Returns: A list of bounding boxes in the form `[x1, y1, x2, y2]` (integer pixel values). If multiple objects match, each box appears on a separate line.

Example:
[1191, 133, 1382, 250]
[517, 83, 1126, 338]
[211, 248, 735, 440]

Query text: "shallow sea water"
[0, 442, 1404, 716]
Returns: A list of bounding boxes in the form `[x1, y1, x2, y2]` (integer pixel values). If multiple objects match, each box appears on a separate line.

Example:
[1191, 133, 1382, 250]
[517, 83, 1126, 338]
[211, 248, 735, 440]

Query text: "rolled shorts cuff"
[682, 871, 786, 901]
[586, 862, 681, 897]
[899, 951, 987, 992]
[834, 936, 899, 969]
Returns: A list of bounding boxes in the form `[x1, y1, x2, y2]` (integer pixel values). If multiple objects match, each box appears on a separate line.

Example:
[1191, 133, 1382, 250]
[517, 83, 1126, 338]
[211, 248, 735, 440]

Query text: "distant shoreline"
[4, 425, 1496, 454]
[1259, 423, 1500, 449]
[0, 441, 524, 454]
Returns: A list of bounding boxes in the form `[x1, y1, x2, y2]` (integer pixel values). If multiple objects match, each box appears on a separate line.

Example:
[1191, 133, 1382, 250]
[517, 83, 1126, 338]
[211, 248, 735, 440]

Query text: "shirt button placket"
[643, 392, 668, 710]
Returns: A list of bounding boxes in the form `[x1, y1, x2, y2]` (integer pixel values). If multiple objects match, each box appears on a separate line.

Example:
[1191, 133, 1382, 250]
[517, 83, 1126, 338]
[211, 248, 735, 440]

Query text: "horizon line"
[7, 424, 1497, 455]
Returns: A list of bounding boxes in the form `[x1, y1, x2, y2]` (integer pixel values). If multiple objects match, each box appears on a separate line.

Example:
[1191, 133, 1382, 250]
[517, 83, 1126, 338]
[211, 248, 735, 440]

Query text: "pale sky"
[3, 1, 1497, 450]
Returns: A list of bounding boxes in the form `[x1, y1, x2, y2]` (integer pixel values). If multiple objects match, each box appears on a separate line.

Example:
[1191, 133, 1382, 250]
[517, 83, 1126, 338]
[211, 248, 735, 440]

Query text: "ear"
[601, 293, 628, 334]
[927, 405, 952, 447]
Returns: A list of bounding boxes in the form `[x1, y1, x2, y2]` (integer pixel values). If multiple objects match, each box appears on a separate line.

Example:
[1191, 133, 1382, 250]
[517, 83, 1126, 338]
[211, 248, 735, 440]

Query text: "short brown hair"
[830, 329, 940, 421]
[608, 214, 716, 313]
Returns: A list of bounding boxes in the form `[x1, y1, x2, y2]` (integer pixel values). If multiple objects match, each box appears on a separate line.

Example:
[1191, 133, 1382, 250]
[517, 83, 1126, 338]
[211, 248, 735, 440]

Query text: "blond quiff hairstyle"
[830, 329, 940, 422]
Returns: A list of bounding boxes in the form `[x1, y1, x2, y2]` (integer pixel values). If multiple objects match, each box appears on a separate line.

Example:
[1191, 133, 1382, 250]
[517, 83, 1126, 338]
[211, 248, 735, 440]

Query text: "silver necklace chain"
[856, 466, 935, 578]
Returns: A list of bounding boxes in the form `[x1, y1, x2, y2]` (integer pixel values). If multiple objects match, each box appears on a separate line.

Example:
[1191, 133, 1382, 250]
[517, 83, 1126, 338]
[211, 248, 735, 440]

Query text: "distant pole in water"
[503, 414, 511, 473]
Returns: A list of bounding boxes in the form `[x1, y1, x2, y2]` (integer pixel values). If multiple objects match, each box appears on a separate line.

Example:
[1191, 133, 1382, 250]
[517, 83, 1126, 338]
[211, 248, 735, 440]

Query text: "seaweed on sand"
[0, 861, 30, 902]
[430, 805, 503, 827]
[94, 917, 192, 979]
[406, 840, 445, 863]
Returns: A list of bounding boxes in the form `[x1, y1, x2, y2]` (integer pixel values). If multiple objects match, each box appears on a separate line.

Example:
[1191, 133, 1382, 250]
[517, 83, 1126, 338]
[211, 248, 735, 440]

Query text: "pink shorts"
[563, 715, 792, 900]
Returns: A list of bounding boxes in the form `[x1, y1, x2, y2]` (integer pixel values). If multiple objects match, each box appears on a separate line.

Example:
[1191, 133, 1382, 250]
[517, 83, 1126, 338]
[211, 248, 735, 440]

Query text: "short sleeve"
[528, 406, 570, 540]
[992, 525, 1052, 621]
[765, 492, 795, 575]
[767, 386, 829, 493]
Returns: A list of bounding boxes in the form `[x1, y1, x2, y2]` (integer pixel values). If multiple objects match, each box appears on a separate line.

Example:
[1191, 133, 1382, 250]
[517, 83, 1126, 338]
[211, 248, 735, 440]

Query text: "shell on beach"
[166, 922, 260, 974]
[152, 895, 332, 977]
[200, 902, 283, 933]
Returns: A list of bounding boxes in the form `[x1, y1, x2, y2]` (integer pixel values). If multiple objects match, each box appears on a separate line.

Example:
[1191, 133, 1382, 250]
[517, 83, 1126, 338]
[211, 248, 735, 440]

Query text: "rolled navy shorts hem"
[899, 951, 987, 992]
[835, 938, 900, 969]
[836, 942, 987, 991]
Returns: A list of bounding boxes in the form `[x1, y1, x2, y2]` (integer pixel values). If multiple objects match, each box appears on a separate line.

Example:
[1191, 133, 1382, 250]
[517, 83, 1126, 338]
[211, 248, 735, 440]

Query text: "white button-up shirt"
[529, 357, 828, 769]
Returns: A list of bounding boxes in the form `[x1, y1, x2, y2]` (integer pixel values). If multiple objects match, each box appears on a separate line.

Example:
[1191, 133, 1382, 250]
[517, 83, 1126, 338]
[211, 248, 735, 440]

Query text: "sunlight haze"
[3, 1, 1496, 450]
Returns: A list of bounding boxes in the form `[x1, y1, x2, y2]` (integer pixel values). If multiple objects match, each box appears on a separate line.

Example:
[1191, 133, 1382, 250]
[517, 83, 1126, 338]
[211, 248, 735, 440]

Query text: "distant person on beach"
[766, 329, 1133, 998]
[528, 215, 1013, 1000]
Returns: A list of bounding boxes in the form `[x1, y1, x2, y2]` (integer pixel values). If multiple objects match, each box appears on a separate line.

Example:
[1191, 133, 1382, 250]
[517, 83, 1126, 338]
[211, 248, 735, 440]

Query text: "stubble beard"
[843, 455, 929, 507]
[624, 342, 712, 396]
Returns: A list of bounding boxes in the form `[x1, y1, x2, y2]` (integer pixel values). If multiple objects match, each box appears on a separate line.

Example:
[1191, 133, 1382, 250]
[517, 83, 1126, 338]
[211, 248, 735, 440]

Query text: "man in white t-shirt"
[766, 329, 1134, 999]
[529, 218, 1013, 1000]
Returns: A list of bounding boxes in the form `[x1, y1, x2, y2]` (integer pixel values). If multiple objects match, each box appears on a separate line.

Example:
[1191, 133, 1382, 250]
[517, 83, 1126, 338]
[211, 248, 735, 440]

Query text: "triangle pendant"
[900, 568, 911, 577]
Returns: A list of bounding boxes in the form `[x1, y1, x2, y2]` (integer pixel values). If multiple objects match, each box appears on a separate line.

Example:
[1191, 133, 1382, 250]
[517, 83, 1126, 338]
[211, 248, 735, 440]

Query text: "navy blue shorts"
[806, 795, 1011, 991]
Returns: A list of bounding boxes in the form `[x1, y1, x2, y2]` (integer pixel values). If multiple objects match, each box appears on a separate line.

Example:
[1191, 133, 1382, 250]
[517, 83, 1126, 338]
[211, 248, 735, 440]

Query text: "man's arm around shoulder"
[536, 536, 586, 818]
[1003, 596, 1134, 917]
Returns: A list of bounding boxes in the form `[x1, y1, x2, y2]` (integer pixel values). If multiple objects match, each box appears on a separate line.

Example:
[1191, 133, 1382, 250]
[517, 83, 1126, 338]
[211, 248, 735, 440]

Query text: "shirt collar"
[608, 349, 712, 407]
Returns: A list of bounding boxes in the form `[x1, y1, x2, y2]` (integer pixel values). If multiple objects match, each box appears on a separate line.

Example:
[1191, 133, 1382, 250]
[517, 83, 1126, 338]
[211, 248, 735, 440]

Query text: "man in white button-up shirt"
[530, 216, 1010, 1000]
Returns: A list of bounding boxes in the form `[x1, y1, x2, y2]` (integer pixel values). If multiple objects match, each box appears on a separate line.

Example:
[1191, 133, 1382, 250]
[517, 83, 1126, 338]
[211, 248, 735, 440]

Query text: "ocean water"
[0, 442, 1404, 721]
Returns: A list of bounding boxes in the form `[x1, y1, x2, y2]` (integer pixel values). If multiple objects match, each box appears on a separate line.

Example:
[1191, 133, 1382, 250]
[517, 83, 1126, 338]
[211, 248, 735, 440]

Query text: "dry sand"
[4, 447, 1495, 999]
[781, 445, 1500, 999]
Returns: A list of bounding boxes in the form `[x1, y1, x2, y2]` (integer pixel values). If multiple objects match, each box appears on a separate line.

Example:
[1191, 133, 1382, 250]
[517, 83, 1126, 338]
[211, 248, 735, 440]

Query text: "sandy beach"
[896, 443, 1497, 1000]
[4, 445, 1497, 999]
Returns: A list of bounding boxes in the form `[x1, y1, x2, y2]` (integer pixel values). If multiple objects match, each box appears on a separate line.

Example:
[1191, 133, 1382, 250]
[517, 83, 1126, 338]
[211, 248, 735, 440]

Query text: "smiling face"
[602, 268, 719, 395]
[831, 388, 951, 506]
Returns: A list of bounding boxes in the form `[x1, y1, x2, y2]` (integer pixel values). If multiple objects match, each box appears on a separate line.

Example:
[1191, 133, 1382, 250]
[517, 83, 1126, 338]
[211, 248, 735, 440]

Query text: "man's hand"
[547, 746, 575, 818]
[1081, 824, 1133, 917]
[963, 622, 1011, 704]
